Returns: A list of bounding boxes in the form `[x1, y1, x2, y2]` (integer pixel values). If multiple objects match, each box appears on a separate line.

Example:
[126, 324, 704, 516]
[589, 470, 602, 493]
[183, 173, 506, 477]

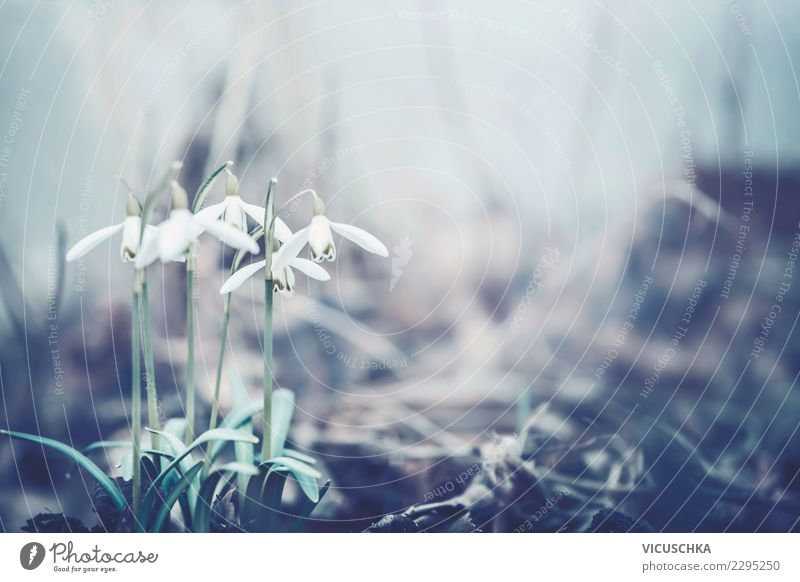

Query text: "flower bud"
[126, 193, 142, 217]
[226, 171, 239, 197]
[312, 192, 326, 216]
[171, 180, 189, 210]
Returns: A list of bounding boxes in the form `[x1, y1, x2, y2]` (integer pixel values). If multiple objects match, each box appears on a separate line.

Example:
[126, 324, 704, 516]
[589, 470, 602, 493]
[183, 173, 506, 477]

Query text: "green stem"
[262, 282, 273, 460]
[261, 179, 276, 461]
[269, 188, 316, 231]
[139, 273, 160, 455]
[208, 295, 231, 433]
[185, 251, 196, 445]
[201, 294, 232, 477]
[131, 273, 142, 517]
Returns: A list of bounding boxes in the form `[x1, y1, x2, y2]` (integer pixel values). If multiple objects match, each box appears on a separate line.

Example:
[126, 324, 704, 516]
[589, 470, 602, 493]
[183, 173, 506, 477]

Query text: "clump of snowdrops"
[2, 160, 387, 532]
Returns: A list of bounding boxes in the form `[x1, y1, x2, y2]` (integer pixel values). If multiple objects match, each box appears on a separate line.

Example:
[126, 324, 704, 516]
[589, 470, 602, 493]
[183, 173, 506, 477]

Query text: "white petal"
[134, 227, 161, 268]
[120, 216, 142, 261]
[66, 223, 123, 262]
[308, 215, 335, 262]
[289, 257, 331, 281]
[240, 200, 293, 243]
[220, 260, 266, 294]
[273, 226, 310, 269]
[194, 200, 226, 222]
[273, 217, 293, 243]
[286, 265, 296, 292]
[329, 220, 388, 257]
[272, 266, 295, 297]
[194, 215, 259, 254]
[240, 199, 266, 225]
[223, 196, 245, 230]
[158, 211, 197, 261]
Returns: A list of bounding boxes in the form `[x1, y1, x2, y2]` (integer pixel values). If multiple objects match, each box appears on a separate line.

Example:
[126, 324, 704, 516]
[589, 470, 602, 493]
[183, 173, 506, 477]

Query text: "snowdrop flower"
[194, 171, 293, 242]
[301, 195, 388, 262]
[135, 181, 259, 268]
[66, 194, 156, 263]
[219, 236, 330, 297]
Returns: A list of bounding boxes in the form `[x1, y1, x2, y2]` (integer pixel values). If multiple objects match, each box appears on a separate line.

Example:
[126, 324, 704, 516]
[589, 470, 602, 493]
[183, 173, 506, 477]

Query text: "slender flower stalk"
[302, 191, 388, 261]
[202, 278, 235, 477]
[131, 271, 143, 517]
[138, 273, 160, 455]
[208, 292, 232, 433]
[262, 178, 277, 461]
[184, 244, 197, 445]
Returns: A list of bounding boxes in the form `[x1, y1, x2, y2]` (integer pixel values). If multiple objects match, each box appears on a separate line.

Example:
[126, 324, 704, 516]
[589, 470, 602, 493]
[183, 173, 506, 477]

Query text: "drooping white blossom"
[194, 170, 293, 242]
[66, 194, 156, 263]
[135, 181, 259, 268]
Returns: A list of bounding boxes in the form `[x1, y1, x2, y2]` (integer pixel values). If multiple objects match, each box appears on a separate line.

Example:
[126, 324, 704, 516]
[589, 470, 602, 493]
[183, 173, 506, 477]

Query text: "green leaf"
[139, 161, 181, 240]
[241, 464, 270, 531]
[139, 429, 258, 528]
[192, 161, 233, 213]
[262, 469, 289, 532]
[241, 463, 288, 532]
[268, 456, 322, 479]
[289, 480, 330, 533]
[163, 418, 187, 442]
[149, 429, 190, 480]
[283, 449, 316, 464]
[1, 429, 126, 512]
[150, 462, 203, 532]
[286, 469, 319, 504]
[216, 462, 258, 476]
[140, 449, 175, 460]
[219, 401, 264, 431]
[82, 440, 132, 454]
[119, 452, 133, 480]
[210, 386, 295, 460]
[270, 388, 295, 457]
[192, 467, 254, 533]
[193, 471, 224, 533]
[233, 425, 254, 509]
[148, 427, 197, 512]
[266, 456, 321, 502]
[77, 440, 132, 480]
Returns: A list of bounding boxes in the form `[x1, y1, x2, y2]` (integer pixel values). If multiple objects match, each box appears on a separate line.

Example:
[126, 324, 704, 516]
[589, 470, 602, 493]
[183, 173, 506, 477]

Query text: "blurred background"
[1, 0, 800, 532]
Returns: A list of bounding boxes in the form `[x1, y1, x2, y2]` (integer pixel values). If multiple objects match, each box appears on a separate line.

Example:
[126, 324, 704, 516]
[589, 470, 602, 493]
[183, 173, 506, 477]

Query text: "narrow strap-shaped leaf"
[139, 429, 257, 527]
[178, 494, 193, 532]
[268, 456, 322, 479]
[289, 480, 331, 533]
[149, 427, 196, 511]
[1, 429, 125, 511]
[193, 465, 257, 533]
[209, 402, 263, 461]
[282, 448, 317, 465]
[234, 424, 254, 510]
[192, 161, 233, 213]
[83, 440, 132, 454]
[193, 471, 224, 533]
[74, 440, 132, 481]
[220, 401, 264, 430]
[150, 462, 204, 532]
[286, 466, 319, 503]
[140, 161, 182, 240]
[262, 469, 289, 532]
[241, 466, 269, 531]
[270, 388, 295, 458]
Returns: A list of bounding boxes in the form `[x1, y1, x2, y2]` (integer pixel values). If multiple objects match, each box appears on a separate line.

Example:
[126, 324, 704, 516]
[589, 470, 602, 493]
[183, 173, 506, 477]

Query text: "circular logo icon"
[20, 542, 46, 570]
